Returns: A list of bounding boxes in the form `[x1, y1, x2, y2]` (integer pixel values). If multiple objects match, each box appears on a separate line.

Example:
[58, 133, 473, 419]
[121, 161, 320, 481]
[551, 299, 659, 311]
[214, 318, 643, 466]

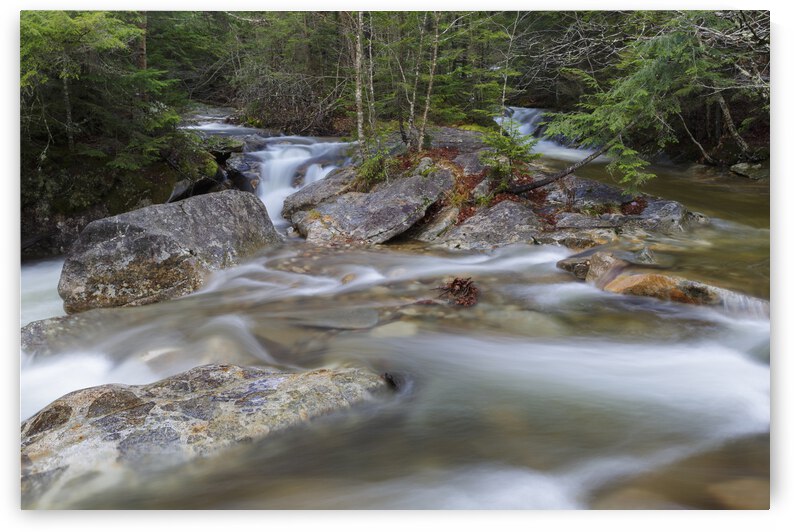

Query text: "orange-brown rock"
[603, 273, 723, 305]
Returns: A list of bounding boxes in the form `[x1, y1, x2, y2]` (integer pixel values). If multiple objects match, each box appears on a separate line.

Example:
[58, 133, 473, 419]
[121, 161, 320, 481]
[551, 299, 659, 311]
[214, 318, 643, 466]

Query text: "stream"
[19, 109, 770, 509]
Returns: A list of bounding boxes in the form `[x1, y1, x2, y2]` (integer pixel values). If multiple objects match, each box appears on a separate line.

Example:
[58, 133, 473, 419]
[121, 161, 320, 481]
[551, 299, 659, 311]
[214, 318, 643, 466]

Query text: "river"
[19, 109, 770, 509]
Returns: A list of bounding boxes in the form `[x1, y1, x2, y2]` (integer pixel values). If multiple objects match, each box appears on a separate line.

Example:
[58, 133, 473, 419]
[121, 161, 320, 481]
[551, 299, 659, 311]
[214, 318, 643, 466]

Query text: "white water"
[497, 106, 610, 163]
[248, 137, 350, 228]
[20, 258, 65, 326]
[19, 112, 770, 509]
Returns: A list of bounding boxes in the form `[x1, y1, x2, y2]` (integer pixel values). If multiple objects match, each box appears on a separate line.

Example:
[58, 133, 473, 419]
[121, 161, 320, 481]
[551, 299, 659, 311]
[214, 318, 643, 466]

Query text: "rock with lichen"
[58, 190, 282, 313]
[21, 364, 392, 509]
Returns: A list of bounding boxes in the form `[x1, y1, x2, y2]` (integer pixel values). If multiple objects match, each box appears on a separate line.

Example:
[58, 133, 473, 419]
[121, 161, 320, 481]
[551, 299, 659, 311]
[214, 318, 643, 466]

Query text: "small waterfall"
[249, 137, 351, 229]
[497, 107, 609, 163]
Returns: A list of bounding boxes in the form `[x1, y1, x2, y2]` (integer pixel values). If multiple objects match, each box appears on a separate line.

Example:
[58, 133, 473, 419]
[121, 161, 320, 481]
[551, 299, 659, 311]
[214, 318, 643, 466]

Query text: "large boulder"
[289, 167, 454, 245]
[58, 190, 282, 313]
[21, 364, 392, 509]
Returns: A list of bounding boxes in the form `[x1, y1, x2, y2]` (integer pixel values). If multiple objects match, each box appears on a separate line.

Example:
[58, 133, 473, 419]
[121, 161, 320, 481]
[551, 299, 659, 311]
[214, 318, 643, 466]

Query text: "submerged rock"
[558, 251, 769, 315]
[21, 364, 392, 509]
[730, 162, 770, 181]
[58, 190, 282, 313]
[290, 168, 454, 245]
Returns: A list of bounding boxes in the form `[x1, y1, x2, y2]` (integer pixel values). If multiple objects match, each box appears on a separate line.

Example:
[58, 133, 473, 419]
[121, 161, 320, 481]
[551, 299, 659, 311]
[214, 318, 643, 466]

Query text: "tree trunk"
[354, 11, 365, 159]
[137, 12, 148, 70]
[417, 12, 440, 151]
[366, 12, 377, 137]
[406, 12, 428, 151]
[507, 141, 614, 195]
[677, 112, 720, 165]
[716, 91, 751, 155]
[62, 72, 75, 153]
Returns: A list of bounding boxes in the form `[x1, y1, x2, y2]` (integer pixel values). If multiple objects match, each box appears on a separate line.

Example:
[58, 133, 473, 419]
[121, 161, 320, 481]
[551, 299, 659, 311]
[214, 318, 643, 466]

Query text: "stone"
[730, 162, 770, 181]
[602, 272, 770, 315]
[224, 153, 262, 193]
[453, 150, 488, 177]
[281, 166, 356, 219]
[369, 321, 419, 338]
[408, 206, 460, 243]
[585, 252, 632, 286]
[21, 364, 392, 509]
[291, 168, 454, 245]
[532, 229, 617, 250]
[707, 478, 769, 509]
[58, 190, 282, 313]
[590, 487, 684, 510]
[437, 201, 544, 250]
[202, 135, 245, 163]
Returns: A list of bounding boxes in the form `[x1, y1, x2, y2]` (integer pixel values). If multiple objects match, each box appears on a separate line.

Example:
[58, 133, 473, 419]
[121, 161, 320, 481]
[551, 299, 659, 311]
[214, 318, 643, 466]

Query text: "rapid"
[19, 109, 770, 509]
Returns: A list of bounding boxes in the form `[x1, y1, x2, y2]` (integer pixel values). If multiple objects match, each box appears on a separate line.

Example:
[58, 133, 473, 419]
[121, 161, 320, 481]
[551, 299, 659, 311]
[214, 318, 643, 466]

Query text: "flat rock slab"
[282, 166, 356, 219]
[21, 364, 391, 509]
[58, 190, 282, 313]
[291, 169, 454, 245]
[436, 201, 545, 250]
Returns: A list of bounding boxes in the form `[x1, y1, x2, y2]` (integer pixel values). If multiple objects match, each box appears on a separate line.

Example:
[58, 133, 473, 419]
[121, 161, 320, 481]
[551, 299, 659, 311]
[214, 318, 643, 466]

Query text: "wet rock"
[291, 168, 454, 245]
[584, 252, 632, 285]
[554, 212, 624, 229]
[730, 162, 770, 181]
[545, 176, 708, 234]
[624, 199, 708, 233]
[21, 364, 391, 509]
[706, 478, 769, 509]
[281, 166, 356, 219]
[369, 321, 419, 338]
[224, 153, 262, 193]
[533, 229, 618, 250]
[58, 190, 282, 313]
[437, 201, 544, 250]
[603, 272, 769, 314]
[590, 487, 684, 510]
[202, 135, 245, 163]
[545, 176, 633, 208]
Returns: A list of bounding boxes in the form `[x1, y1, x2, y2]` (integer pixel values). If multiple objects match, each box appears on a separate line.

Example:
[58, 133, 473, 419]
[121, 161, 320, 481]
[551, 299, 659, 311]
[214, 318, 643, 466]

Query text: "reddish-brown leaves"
[437, 277, 479, 307]
[620, 197, 648, 215]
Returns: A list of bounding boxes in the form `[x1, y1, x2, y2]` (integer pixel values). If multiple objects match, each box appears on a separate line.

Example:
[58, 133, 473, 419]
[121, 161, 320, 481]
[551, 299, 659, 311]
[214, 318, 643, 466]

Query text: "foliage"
[480, 119, 540, 186]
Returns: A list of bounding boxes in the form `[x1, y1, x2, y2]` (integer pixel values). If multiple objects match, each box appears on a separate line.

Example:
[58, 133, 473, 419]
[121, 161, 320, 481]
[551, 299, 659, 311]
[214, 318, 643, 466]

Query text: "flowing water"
[19, 109, 770, 509]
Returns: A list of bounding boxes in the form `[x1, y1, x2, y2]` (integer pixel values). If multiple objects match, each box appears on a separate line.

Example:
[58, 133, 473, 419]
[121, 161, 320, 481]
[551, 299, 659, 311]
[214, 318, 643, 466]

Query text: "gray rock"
[21, 364, 392, 509]
[730, 162, 770, 181]
[554, 212, 624, 229]
[58, 190, 282, 313]
[453, 150, 489, 177]
[437, 201, 544, 250]
[291, 168, 454, 245]
[409, 206, 460, 242]
[624, 199, 708, 233]
[545, 176, 633, 208]
[225, 153, 262, 193]
[532, 229, 618, 250]
[282, 166, 356, 219]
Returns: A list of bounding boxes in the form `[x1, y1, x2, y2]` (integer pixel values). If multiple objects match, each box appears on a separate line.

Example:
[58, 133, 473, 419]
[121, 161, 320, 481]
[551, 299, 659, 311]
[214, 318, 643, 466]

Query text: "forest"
[21, 11, 769, 231]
